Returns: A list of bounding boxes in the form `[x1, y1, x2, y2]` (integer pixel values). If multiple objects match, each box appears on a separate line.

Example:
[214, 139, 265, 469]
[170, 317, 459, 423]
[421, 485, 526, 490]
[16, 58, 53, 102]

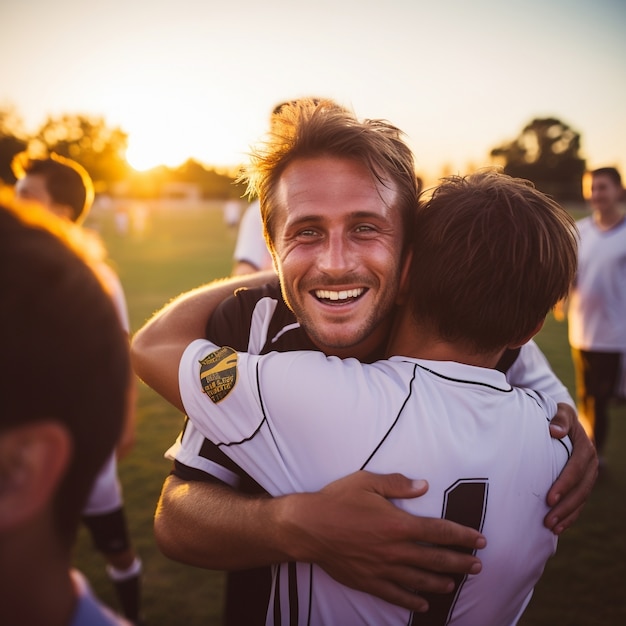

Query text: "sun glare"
[125, 135, 190, 172]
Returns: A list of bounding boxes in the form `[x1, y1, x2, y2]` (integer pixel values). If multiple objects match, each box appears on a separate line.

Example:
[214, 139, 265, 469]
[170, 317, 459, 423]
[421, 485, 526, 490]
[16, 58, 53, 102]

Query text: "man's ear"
[0, 422, 71, 532]
[508, 319, 546, 349]
[396, 250, 413, 305]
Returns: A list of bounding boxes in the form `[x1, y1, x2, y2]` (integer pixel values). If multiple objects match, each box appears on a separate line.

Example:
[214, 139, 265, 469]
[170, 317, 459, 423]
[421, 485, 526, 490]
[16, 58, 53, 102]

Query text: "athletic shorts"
[82, 452, 124, 516]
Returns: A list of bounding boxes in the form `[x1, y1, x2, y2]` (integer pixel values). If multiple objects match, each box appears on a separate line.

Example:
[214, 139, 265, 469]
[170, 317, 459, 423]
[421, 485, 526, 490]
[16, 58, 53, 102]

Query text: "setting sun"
[125, 133, 192, 171]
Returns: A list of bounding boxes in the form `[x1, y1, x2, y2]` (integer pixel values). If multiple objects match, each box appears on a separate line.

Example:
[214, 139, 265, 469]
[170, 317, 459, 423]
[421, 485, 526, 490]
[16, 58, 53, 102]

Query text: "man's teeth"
[315, 288, 364, 301]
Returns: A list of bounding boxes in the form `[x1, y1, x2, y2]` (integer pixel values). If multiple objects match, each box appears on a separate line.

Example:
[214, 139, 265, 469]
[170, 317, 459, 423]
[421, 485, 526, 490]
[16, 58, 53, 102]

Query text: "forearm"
[154, 475, 297, 569]
[154, 471, 486, 615]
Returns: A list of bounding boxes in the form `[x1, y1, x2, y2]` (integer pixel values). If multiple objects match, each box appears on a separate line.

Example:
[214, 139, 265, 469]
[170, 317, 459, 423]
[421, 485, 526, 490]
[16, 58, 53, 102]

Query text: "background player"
[556, 166, 626, 469]
[231, 199, 274, 275]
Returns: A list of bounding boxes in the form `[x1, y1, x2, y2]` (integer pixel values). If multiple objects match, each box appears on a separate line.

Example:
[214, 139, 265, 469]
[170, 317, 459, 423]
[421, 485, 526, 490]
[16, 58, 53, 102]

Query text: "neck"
[387, 315, 504, 368]
[311, 317, 391, 363]
[593, 206, 625, 230]
[0, 533, 76, 626]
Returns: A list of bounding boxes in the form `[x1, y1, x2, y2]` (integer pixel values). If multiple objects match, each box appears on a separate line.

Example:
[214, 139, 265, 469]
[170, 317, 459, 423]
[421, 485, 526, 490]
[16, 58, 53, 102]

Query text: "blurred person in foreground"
[140, 99, 595, 623]
[0, 201, 133, 625]
[556, 166, 626, 469]
[12, 153, 143, 624]
[133, 170, 578, 624]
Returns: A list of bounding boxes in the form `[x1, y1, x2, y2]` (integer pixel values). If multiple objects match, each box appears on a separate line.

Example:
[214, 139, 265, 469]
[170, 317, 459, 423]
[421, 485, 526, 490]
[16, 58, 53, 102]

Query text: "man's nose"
[317, 233, 353, 274]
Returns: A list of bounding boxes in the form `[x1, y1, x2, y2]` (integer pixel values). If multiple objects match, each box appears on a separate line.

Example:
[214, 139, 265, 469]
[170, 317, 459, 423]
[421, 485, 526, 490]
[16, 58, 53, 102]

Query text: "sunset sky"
[1, 0, 624, 182]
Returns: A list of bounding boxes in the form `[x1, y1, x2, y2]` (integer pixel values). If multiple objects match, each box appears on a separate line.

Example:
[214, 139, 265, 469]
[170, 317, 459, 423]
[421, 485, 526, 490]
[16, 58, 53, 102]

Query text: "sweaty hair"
[409, 170, 578, 354]
[591, 166, 622, 188]
[242, 98, 420, 254]
[11, 152, 94, 223]
[0, 203, 129, 547]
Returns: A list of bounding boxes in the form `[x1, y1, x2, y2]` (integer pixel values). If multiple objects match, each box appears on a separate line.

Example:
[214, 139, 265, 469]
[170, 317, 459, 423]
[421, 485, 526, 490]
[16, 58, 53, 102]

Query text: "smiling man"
[271, 155, 403, 357]
[135, 99, 596, 624]
[133, 169, 580, 625]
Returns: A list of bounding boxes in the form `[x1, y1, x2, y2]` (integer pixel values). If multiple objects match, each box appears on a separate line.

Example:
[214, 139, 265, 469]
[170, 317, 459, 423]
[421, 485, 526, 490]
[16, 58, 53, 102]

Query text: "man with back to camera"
[0, 200, 133, 625]
[132, 169, 578, 625]
[12, 153, 144, 624]
[146, 99, 596, 623]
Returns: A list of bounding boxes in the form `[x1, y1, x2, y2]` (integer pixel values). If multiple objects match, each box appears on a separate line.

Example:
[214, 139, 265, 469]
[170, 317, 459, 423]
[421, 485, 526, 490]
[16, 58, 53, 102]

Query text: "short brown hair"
[409, 170, 578, 354]
[11, 152, 94, 223]
[241, 98, 420, 254]
[591, 166, 622, 188]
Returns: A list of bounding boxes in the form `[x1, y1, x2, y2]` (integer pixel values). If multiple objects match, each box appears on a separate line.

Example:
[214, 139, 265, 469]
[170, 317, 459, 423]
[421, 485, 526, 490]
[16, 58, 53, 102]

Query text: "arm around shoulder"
[131, 272, 276, 412]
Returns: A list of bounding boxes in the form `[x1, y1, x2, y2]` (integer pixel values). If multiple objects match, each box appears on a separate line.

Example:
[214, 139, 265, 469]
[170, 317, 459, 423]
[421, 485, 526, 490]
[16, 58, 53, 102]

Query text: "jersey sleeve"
[170, 287, 273, 486]
[205, 286, 260, 351]
[178, 339, 411, 494]
[170, 281, 317, 487]
[506, 340, 575, 408]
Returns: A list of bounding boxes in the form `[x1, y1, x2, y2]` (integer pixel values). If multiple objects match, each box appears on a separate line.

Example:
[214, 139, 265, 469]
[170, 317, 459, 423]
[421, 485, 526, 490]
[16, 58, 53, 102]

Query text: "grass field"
[74, 200, 625, 625]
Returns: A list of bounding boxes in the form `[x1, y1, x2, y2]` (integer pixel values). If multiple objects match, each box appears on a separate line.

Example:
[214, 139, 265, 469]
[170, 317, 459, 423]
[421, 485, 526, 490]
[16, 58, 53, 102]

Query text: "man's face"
[590, 174, 623, 215]
[15, 174, 70, 220]
[271, 156, 405, 359]
[15, 174, 53, 208]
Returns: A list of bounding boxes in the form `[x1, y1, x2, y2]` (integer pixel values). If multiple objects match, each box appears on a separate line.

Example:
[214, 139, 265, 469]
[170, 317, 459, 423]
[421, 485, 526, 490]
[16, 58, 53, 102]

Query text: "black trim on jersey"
[272, 563, 302, 626]
[523, 390, 573, 462]
[553, 431, 573, 460]
[288, 562, 299, 625]
[495, 346, 521, 373]
[172, 420, 267, 494]
[411, 479, 489, 626]
[201, 438, 267, 494]
[172, 460, 222, 483]
[215, 362, 277, 453]
[413, 362, 513, 393]
[360, 363, 418, 470]
[306, 564, 314, 625]
[272, 565, 280, 625]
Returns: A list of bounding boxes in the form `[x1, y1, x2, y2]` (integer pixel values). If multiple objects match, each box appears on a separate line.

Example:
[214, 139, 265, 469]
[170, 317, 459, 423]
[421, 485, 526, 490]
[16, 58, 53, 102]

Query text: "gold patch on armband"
[199, 346, 238, 403]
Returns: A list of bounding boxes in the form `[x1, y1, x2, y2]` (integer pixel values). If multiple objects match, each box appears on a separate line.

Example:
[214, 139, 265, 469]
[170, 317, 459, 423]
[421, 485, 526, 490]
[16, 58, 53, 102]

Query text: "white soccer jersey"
[568, 216, 626, 351]
[96, 261, 131, 335]
[82, 261, 129, 515]
[233, 201, 274, 271]
[180, 339, 571, 626]
[167, 284, 574, 484]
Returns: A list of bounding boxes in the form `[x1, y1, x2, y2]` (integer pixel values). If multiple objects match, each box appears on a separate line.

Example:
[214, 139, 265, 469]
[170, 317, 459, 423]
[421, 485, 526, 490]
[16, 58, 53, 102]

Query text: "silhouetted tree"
[34, 114, 130, 191]
[0, 107, 28, 184]
[175, 159, 242, 199]
[491, 117, 586, 201]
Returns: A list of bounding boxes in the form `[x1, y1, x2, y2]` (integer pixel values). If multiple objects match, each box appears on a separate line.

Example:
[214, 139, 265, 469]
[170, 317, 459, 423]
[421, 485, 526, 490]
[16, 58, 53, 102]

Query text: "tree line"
[0, 107, 242, 200]
[0, 106, 586, 201]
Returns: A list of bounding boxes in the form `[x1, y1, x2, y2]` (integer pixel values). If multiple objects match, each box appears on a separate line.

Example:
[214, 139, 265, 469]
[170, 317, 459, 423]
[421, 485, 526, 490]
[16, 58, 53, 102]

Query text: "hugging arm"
[133, 274, 485, 612]
[155, 471, 484, 612]
[505, 340, 597, 533]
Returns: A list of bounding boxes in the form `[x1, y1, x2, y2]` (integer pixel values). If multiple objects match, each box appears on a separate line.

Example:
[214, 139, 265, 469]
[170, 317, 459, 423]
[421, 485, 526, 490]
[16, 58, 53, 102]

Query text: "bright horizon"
[1, 0, 625, 185]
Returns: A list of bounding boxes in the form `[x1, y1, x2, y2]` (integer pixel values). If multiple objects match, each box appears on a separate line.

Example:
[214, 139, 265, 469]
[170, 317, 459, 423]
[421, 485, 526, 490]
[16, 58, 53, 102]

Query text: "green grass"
[74, 200, 625, 625]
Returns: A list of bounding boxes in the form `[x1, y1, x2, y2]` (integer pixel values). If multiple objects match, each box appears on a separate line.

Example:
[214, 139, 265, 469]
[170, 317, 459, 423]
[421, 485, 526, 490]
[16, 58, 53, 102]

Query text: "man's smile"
[313, 288, 366, 303]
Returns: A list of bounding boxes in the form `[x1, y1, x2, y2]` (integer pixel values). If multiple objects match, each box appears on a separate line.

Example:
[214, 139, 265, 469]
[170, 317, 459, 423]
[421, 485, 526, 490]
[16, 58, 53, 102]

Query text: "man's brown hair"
[409, 170, 578, 354]
[242, 98, 420, 255]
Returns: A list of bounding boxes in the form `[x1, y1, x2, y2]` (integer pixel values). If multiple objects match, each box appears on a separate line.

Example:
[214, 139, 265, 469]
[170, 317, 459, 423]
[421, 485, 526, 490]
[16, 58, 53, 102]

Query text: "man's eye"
[355, 224, 376, 233]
